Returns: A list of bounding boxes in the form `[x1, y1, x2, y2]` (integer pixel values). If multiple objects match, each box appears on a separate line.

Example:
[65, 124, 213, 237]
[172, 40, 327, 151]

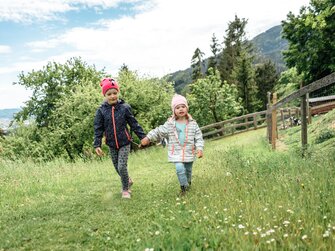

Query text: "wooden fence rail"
[200, 110, 267, 139]
[200, 101, 335, 140]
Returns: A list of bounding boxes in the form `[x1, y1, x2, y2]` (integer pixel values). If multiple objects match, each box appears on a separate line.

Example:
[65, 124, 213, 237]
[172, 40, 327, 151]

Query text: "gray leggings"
[109, 144, 131, 190]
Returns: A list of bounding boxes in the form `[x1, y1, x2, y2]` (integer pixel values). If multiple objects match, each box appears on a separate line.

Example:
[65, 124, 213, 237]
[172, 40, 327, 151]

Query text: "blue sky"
[0, 0, 310, 109]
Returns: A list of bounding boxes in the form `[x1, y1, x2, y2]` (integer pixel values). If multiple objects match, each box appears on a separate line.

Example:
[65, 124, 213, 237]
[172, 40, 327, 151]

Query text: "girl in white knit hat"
[140, 94, 204, 196]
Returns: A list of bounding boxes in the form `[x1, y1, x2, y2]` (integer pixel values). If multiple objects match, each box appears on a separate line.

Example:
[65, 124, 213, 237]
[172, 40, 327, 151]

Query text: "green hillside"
[1, 110, 335, 250]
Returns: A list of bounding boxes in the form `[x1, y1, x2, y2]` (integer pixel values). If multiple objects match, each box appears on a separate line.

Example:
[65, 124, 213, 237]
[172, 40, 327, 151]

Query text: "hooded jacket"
[147, 116, 204, 162]
[93, 100, 146, 149]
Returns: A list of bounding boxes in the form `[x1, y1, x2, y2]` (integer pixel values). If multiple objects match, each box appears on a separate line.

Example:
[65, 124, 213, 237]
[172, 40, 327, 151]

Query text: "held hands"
[196, 150, 203, 158]
[140, 137, 150, 148]
[95, 147, 104, 157]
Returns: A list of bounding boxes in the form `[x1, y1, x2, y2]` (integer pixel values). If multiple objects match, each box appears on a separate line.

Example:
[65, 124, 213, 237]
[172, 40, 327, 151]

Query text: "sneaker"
[180, 186, 187, 196]
[122, 190, 131, 199]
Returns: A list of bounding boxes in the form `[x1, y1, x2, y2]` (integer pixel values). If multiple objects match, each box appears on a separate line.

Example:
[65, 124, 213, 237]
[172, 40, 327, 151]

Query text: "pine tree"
[191, 48, 205, 81]
[233, 51, 260, 113]
[255, 60, 279, 110]
[207, 33, 221, 73]
[219, 15, 249, 84]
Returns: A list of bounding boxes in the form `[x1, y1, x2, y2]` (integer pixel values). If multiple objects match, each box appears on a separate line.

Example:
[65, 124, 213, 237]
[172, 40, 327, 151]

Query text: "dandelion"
[323, 231, 330, 238]
[302, 235, 308, 240]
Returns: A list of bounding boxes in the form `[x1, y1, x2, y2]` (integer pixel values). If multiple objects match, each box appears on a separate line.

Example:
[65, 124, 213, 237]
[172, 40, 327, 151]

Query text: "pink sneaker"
[122, 190, 131, 199]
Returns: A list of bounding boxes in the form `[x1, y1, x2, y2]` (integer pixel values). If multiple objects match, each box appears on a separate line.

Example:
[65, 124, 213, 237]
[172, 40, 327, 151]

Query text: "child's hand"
[95, 147, 104, 156]
[140, 137, 150, 147]
[196, 150, 203, 158]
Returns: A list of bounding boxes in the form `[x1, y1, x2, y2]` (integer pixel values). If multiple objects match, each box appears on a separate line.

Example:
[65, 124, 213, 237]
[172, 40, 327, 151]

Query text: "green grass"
[1, 129, 335, 250]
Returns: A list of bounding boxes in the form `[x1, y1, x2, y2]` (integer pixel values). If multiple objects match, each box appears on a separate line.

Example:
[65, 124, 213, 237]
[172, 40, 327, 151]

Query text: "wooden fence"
[200, 111, 267, 139]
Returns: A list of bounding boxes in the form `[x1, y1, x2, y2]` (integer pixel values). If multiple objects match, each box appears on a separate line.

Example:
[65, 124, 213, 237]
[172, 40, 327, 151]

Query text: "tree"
[219, 15, 249, 84]
[191, 48, 205, 81]
[255, 60, 279, 110]
[187, 68, 242, 126]
[207, 33, 221, 73]
[233, 51, 261, 113]
[13, 57, 104, 127]
[282, 0, 335, 84]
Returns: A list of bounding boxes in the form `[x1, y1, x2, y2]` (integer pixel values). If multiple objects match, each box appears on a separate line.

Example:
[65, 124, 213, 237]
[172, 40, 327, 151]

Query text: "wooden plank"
[272, 73, 335, 110]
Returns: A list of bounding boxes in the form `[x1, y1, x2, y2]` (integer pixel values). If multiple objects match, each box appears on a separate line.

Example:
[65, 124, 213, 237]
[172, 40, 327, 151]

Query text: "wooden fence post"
[253, 114, 257, 130]
[301, 93, 308, 151]
[271, 93, 277, 150]
[267, 92, 272, 143]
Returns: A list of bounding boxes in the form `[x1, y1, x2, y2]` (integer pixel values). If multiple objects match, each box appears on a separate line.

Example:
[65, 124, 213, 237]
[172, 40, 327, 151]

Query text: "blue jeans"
[175, 162, 193, 187]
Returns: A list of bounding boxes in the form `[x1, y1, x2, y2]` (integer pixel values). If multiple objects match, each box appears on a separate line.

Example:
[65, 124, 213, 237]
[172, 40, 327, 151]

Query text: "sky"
[0, 0, 310, 109]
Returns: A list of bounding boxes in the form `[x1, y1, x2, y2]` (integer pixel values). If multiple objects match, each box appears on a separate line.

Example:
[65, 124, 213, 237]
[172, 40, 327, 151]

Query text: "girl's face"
[105, 88, 119, 105]
[174, 104, 188, 119]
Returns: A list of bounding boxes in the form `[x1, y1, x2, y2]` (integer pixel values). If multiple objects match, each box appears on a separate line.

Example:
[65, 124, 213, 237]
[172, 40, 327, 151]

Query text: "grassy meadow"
[1, 119, 335, 250]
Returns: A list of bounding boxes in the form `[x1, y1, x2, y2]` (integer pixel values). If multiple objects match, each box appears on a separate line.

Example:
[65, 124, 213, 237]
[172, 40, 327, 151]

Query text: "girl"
[141, 94, 204, 196]
[94, 78, 146, 199]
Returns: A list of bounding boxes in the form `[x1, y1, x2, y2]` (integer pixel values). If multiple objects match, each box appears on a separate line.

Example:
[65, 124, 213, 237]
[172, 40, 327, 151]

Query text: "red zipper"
[112, 107, 119, 149]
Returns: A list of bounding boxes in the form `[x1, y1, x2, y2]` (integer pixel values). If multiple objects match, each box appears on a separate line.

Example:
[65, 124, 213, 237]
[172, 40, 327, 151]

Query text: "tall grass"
[1, 129, 334, 250]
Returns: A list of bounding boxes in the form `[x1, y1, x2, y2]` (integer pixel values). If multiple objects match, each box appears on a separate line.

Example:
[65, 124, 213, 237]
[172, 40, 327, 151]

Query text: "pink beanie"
[171, 94, 188, 113]
[100, 78, 119, 95]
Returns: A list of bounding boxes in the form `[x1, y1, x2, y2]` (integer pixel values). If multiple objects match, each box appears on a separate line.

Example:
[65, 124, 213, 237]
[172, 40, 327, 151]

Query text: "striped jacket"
[147, 116, 204, 162]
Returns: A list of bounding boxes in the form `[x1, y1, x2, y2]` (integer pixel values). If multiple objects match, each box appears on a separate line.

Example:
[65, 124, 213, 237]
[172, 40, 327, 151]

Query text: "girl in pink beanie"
[141, 94, 204, 196]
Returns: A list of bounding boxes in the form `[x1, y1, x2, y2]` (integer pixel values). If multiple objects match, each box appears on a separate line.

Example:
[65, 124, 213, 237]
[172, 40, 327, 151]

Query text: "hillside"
[1, 110, 335, 249]
[166, 25, 287, 93]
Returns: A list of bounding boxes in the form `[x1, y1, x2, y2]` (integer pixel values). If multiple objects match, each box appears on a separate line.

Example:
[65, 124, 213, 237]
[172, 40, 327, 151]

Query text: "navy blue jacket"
[93, 100, 146, 149]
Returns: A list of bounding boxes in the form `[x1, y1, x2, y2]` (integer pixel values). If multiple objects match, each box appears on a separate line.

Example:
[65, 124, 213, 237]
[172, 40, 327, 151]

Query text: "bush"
[315, 128, 335, 144]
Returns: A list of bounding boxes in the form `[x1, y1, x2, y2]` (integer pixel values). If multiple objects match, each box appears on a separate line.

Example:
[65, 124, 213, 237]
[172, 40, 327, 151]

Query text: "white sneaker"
[122, 190, 131, 199]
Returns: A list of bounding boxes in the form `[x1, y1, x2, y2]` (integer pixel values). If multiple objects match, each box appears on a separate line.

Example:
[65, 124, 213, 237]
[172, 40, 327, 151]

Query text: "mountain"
[165, 25, 288, 93]
[252, 25, 288, 72]
[0, 108, 20, 130]
[0, 108, 20, 119]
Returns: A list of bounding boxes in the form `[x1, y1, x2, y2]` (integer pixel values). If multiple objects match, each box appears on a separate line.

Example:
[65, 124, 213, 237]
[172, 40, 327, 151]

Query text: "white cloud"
[0, 0, 142, 22]
[0, 0, 310, 108]
[0, 45, 11, 54]
[25, 0, 308, 77]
